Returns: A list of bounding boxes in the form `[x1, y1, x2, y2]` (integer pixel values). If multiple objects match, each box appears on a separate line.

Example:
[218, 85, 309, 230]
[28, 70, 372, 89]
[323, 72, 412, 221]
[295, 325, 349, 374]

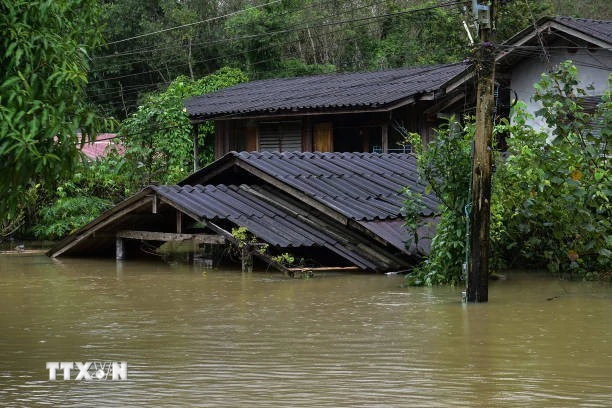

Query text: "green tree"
[402, 118, 474, 286]
[120, 67, 248, 187]
[0, 0, 109, 219]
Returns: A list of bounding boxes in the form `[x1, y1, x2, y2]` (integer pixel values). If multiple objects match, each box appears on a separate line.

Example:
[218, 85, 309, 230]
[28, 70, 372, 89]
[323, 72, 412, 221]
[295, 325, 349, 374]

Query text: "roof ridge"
[554, 16, 612, 24]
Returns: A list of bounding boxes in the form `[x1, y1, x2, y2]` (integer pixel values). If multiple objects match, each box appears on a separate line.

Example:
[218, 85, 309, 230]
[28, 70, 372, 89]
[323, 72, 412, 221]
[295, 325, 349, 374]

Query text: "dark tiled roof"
[151, 184, 406, 270]
[502, 16, 612, 48]
[47, 152, 434, 270]
[185, 63, 468, 119]
[181, 151, 440, 220]
[551, 17, 612, 44]
[153, 184, 318, 248]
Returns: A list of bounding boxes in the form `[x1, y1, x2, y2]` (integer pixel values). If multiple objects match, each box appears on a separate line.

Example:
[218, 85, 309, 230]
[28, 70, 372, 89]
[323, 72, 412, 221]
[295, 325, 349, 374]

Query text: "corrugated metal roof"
[185, 63, 468, 119]
[48, 152, 436, 271]
[181, 151, 440, 221]
[152, 184, 407, 270]
[48, 182, 411, 270]
[502, 16, 612, 51]
[551, 17, 612, 44]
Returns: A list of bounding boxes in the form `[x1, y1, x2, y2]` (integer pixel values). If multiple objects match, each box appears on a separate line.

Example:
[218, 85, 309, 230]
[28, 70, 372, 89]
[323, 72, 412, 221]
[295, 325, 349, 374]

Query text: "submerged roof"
[48, 152, 435, 271]
[185, 63, 468, 120]
[181, 151, 439, 220]
[152, 184, 408, 270]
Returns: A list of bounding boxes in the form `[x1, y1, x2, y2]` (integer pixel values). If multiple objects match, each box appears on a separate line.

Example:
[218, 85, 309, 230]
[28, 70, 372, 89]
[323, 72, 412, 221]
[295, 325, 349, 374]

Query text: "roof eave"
[188, 97, 425, 123]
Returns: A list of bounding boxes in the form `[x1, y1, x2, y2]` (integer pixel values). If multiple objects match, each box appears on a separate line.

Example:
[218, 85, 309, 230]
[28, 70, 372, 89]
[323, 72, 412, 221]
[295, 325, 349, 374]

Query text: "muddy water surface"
[0, 254, 610, 407]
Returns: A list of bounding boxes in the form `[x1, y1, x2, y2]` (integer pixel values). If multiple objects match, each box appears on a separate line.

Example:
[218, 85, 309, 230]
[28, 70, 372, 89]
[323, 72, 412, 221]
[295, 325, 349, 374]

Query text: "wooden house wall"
[212, 108, 438, 157]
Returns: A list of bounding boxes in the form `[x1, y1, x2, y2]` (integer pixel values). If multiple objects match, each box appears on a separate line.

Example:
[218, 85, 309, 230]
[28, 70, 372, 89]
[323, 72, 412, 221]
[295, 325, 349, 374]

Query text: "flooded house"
[49, 62, 469, 273]
[48, 17, 609, 273]
[48, 151, 439, 274]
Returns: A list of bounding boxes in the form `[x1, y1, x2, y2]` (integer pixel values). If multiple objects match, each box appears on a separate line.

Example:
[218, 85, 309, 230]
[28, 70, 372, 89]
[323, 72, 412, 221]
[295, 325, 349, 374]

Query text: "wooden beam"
[200, 220, 292, 275]
[423, 93, 466, 115]
[49, 195, 153, 258]
[116, 230, 226, 244]
[176, 211, 182, 234]
[381, 123, 388, 153]
[467, 0, 496, 303]
[287, 266, 360, 272]
[192, 123, 199, 172]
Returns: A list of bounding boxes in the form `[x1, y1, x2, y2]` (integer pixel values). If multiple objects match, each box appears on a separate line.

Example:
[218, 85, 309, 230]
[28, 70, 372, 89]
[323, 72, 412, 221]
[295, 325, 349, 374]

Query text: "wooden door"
[313, 122, 333, 152]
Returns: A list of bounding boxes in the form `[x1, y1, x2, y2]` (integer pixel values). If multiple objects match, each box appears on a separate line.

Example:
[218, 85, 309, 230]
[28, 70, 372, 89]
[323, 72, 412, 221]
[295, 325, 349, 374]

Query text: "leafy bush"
[492, 62, 610, 279]
[30, 152, 129, 240]
[403, 61, 610, 284]
[120, 67, 248, 187]
[0, 0, 112, 219]
[402, 118, 473, 286]
[33, 196, 111, 240]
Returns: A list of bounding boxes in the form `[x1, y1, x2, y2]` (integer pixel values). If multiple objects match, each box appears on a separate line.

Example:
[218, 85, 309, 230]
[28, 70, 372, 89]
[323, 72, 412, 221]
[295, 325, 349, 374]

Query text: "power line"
[89, 0, 464, 85]
[104, 0, 283, 46]
[94, 0, 336, 60]
[88, 4, 466, 103]
[89, 0, 443, 76]
[522, 0, 552, 70]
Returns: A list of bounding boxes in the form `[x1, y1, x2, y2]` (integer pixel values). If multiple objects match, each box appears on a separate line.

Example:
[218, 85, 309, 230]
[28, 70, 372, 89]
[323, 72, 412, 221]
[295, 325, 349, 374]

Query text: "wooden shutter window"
[259, 122, 302, 152]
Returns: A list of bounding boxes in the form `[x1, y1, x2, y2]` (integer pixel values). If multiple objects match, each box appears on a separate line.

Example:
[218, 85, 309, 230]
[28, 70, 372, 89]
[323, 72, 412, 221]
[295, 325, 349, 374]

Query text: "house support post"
[192, 123, 199, 172]
[467, 0, 497, 303]
[116, 237, 125, 260]
[381, 123, 388, 153]
[241, 245, 253, 273]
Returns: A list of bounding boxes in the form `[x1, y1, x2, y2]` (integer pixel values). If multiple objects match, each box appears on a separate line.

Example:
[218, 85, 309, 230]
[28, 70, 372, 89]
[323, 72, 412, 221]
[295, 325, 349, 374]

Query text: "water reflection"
[0, 254, 610, 407]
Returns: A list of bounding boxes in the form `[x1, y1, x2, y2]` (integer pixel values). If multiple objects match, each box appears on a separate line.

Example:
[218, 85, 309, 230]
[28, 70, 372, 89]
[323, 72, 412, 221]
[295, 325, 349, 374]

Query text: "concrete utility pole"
[467, 0, 497, 303]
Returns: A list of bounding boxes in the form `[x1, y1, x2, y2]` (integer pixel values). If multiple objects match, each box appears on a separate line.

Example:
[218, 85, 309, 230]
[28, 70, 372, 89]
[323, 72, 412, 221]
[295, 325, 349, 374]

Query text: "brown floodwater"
[0, 254, 610, 407]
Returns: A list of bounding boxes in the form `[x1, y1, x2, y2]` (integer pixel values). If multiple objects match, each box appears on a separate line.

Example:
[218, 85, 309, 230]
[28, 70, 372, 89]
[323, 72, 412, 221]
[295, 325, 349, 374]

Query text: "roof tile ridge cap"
[557, 16, 607, 23]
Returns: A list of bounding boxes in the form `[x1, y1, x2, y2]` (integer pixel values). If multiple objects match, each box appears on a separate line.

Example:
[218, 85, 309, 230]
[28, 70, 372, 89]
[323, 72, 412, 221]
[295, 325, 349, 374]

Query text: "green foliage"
[0, 0, 112, 219]
[277, 58, 336, 78]
[231, 226, 252, 247]
[120, 68, 247, 187]
[401, 188, 425, 249]
[496, 1, 553, 42]
[493, 62, 611, 279]
[271, 253, 295, 266]
[407, 62, 610, 284]
[33, 195, 111, 240]
[1, 185, 38, 240]
[402, 118, 473, 286]
[29, 154, 131, 240]
[373, 4, 466, 69]
[90, 0, 608, 118]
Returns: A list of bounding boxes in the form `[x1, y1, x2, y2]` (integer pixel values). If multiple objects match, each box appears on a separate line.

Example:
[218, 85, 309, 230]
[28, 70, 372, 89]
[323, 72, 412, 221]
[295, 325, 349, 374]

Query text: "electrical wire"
[93, 0, 373, 61]
[89, 0, 464, 84]
[104, 0, 283, 46]
[88, 0, 465, 92]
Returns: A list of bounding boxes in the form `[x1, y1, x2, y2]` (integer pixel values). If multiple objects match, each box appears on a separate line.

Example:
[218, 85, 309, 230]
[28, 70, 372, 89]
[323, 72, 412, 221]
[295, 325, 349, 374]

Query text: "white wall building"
[498, 17, 611, 132]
